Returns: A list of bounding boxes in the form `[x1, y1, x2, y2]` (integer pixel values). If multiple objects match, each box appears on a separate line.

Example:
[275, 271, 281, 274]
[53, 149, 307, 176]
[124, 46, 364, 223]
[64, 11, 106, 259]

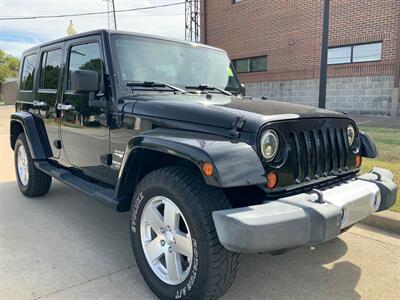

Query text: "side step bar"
[34, 161, 130, 212]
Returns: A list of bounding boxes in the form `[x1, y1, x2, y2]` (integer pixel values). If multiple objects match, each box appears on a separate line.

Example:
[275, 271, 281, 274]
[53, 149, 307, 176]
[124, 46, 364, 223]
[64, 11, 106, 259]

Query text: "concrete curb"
[360, 211, 400, 234]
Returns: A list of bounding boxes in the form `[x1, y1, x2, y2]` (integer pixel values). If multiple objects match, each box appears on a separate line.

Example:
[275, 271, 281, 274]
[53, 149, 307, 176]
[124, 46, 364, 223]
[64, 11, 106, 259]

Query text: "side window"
[20, 53, 38, 91]
[40, 49, 62, 89]
[68, 42, 103, 90]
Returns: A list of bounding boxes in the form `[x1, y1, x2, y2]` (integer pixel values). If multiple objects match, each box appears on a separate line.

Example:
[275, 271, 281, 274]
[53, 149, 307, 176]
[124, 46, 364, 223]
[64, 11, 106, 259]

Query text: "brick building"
[200, 0, 400, 116]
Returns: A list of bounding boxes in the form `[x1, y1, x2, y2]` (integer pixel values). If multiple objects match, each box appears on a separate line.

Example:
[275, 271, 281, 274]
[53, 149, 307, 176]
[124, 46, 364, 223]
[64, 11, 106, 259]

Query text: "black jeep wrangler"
[11, 30, 397, 300]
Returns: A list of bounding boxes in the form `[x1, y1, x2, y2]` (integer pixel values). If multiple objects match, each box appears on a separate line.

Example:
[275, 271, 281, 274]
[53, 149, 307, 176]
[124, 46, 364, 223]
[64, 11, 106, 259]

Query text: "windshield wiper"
[127, 81, 186, 94]
[185, 84, 233, 96]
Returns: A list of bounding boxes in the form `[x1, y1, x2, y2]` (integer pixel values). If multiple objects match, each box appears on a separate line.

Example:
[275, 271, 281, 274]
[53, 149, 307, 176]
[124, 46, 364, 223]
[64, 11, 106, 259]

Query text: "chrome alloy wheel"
[140, 196, 193, 285]
[17, 144, 29, 186]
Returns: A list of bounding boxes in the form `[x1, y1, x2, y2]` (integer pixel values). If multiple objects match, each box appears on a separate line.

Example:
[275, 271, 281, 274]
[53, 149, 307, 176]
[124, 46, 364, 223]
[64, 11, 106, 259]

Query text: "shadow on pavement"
[0, 180, 361, 300]
[225, 238, 361, 300]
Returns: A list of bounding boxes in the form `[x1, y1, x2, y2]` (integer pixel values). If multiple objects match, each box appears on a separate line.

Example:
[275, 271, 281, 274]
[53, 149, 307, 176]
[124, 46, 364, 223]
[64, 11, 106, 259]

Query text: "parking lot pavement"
[1, 105, 400, 300]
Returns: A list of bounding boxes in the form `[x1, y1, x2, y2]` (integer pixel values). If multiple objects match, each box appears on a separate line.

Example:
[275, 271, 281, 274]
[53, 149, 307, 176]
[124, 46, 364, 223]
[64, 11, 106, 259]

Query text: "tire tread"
[15, 133, 51, 197]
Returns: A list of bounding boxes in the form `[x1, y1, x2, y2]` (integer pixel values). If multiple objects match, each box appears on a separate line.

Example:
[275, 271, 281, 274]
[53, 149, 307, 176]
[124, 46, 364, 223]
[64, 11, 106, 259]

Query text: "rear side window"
[40, 49, 62, 90]
[68, 42, 102, 90]
[20, 53, 38, 91]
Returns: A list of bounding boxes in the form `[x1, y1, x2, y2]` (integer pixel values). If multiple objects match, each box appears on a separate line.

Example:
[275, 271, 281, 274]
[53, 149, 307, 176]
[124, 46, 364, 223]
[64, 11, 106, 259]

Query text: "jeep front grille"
[259, 118, 358, 190]
[289, 127, 352, 183]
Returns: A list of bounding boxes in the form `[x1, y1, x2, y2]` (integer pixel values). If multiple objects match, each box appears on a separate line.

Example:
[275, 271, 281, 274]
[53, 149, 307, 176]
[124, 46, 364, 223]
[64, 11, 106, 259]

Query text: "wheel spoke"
[140, 195, 193, 285]
[17, 145, 29, 186]
[145, 237, 164, 263]
[143, 206, 164, 234]
[163, 199, 179, 230]
[174, 232, 192, 258]
[165, 250, 181, 282]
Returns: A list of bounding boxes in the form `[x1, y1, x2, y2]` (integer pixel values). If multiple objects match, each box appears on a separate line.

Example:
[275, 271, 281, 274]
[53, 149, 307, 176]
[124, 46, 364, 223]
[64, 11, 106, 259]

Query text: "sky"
[0, 0, 185, 58]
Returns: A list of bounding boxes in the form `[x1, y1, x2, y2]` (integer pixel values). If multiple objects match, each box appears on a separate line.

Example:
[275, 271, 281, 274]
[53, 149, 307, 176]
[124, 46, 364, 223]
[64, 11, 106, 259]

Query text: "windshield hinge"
[230, 116, 246, 138]
[100, 154, 113, 166]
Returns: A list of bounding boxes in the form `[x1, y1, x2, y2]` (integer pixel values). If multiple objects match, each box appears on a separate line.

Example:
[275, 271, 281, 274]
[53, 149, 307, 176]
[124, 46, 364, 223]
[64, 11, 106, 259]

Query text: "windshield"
[111, 34, 242, 94]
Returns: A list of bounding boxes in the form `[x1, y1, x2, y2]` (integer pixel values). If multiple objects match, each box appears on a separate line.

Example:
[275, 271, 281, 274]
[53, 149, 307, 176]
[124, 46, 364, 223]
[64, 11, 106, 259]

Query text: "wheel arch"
[10, 119, 24, 150]
[114, 132, 266, 211]
[116, 147, 203, 211]
[10, 112, 52, 159]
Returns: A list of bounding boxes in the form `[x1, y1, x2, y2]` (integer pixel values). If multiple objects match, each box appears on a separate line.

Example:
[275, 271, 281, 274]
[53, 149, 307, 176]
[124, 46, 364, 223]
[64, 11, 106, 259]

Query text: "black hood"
[122, 94, 348, 133]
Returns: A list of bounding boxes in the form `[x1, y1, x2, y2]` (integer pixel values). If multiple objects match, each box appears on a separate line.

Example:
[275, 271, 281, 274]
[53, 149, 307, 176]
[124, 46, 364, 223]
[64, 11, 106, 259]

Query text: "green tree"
[0, 49, 20, 83]
[0, 49, 20, 100]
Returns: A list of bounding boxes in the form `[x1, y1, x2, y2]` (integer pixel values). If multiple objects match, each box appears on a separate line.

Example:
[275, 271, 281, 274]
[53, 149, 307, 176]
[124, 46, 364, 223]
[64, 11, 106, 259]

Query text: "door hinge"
[53, 140, 62, 149]
[100, 154, 112, 166]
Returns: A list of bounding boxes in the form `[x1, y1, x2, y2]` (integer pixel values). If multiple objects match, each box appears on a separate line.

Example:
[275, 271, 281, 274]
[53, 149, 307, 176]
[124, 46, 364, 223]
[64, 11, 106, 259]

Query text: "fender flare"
[116, 131, 266, 194]
[359, 132, 378, 158]
[10, 112, 51, 159]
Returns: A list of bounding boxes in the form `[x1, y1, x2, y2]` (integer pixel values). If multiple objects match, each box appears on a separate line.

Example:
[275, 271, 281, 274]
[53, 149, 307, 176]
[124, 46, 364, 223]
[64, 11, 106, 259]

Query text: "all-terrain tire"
[130, 166, 240, 300]
[14, 133, 52, 197]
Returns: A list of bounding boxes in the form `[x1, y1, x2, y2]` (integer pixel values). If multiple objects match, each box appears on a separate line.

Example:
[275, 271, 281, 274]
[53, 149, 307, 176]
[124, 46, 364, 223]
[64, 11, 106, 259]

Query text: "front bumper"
[212, 167, 397, 253]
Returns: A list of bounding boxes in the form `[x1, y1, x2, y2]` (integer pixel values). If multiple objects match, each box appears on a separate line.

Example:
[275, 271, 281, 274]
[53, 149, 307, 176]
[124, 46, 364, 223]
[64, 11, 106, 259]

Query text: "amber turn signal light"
[266, 171, 279, 189]
[355, 155, 362, 168]
[202, 162, 214, 177]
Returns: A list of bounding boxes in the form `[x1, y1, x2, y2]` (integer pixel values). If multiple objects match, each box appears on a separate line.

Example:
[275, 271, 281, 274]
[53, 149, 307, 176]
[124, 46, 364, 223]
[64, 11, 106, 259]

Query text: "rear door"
[35, 43, 64, 158]
[59, 35, 111, 184]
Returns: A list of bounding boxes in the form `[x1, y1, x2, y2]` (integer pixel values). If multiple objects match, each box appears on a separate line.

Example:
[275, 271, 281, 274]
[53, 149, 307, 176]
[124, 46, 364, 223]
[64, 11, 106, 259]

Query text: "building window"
[20, 53, 37, 91]
[40, 49, 62, 90]
[328, 42, 382, 65]
[233, 56, 267, 73]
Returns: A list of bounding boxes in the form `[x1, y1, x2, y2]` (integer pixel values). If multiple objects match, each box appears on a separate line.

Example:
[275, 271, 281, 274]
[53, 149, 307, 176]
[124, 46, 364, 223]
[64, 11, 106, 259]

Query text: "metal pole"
[390, 9, 400, 117]
[318, 0, 330, 109]
[111, 0, 117, 30]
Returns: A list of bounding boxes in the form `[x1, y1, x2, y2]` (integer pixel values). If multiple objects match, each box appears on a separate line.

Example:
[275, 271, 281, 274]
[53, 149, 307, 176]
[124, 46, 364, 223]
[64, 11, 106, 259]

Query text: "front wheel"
[131, 167, 240, 300]
[14, 133, 52, 197]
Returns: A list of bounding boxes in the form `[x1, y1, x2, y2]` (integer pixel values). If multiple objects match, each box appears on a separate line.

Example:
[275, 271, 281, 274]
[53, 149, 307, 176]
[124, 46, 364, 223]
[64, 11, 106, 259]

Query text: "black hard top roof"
[22, 29, 225, 56]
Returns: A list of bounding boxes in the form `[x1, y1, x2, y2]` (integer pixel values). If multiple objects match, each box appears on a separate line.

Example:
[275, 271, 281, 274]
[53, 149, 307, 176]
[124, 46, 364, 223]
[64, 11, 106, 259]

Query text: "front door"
[59, 36, 111, 184]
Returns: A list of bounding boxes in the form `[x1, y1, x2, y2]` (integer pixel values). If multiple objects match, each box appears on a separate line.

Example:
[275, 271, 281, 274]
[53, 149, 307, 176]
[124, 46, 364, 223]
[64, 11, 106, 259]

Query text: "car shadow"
[0, 180, 360, 300]
[223, 238, 361, 300]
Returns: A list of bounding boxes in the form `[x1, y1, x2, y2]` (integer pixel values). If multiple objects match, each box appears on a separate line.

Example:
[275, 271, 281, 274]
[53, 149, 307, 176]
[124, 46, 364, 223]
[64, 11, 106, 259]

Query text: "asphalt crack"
[348, 231, 400, 248]
[31, 265, 134, 300]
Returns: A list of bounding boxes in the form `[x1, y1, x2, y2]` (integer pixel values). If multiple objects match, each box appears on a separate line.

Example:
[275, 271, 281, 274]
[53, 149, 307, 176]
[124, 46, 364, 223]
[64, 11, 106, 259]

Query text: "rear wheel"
[131, 167, 240, 300]
[14, 133, 52, 197]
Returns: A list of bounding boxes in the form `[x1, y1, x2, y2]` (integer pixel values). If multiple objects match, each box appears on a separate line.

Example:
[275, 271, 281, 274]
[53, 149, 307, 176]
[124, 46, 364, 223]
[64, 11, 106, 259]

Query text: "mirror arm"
[89, 94, 107, 108]
[89, 91, 95, 102]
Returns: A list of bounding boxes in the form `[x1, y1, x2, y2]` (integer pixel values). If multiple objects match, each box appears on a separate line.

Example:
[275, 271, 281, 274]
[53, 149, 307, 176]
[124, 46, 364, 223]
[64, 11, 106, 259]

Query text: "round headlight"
[347, 124, 355, 146]
[261, 130, 279, 162]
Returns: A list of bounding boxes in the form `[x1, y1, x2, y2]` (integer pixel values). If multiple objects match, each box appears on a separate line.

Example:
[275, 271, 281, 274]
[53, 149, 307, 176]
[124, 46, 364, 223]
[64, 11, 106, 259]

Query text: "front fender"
[359, 132, 378, 158]
[118, 130, 266, 188]
[10, 112, 51, 160]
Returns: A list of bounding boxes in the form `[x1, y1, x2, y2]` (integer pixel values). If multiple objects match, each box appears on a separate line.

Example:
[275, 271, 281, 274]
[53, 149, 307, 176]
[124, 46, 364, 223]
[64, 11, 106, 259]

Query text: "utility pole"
[391, 9, 400, 117]
[318, 0, 330, 109]
[185, 0, 200, 42]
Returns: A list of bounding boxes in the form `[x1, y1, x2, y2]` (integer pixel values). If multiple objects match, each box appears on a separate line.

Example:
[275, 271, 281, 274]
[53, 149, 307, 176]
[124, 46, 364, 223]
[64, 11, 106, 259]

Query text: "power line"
[0, 2, 185, 21]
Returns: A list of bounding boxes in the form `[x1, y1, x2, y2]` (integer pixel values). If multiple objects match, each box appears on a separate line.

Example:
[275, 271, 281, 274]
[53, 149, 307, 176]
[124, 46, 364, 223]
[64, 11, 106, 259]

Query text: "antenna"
[103, 0, 117, 30]
[185, 0, 200, 42]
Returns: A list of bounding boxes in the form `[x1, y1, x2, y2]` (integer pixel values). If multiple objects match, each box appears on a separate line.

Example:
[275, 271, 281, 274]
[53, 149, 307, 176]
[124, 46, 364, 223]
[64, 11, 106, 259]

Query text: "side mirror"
[71, 70, 106, 108]
[240, 83, 246, 96]
[71, 70, 99, 93]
